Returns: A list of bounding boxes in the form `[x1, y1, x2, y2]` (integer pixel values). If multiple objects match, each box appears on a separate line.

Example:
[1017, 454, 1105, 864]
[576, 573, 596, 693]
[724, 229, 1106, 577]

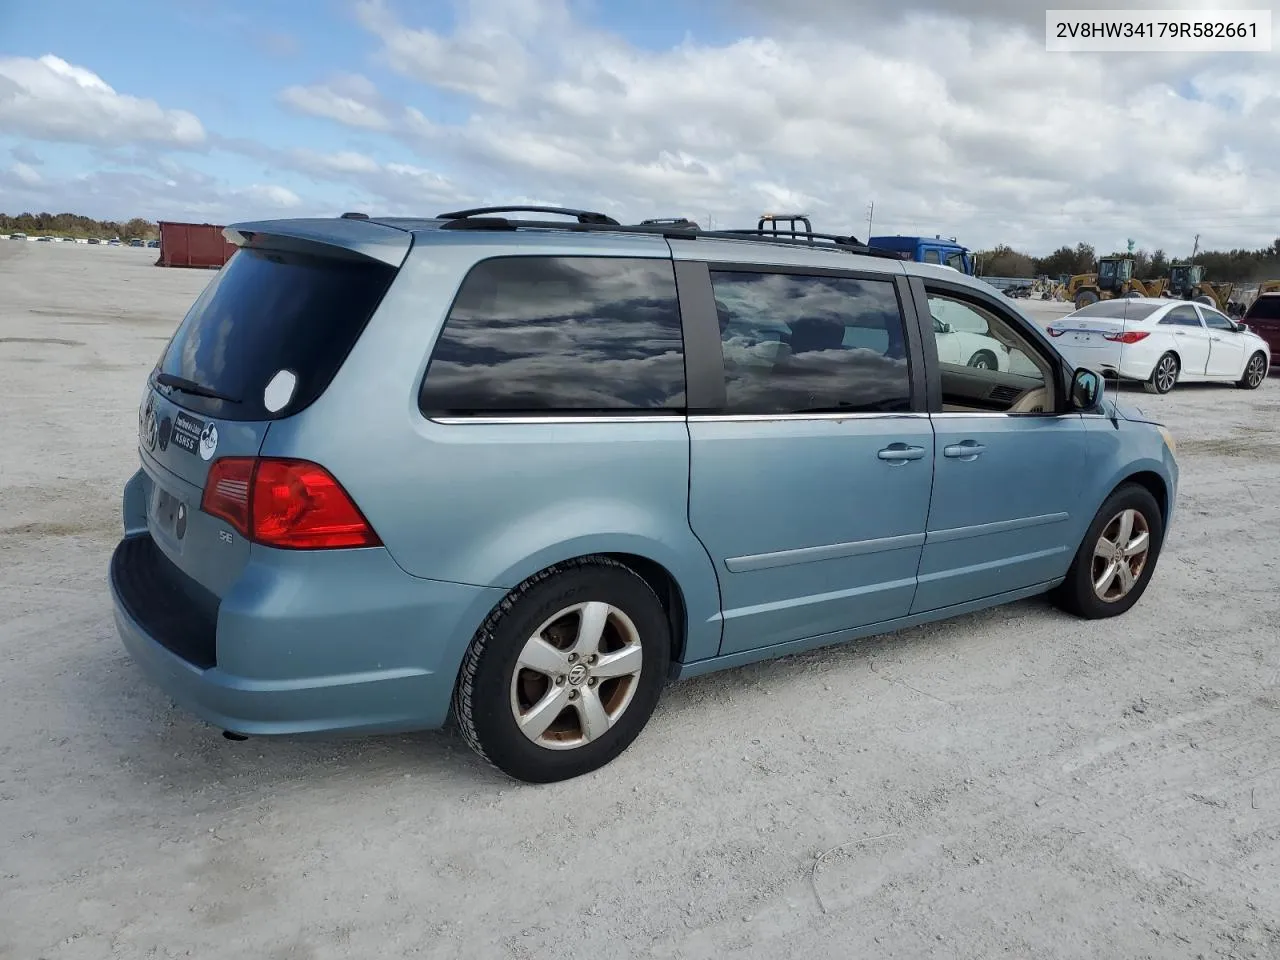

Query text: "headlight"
[1157, 425, 1177, 457]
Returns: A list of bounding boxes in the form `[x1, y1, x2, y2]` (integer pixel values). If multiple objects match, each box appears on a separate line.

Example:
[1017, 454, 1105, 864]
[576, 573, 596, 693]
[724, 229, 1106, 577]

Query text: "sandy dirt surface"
[2, 242, 1279, 960]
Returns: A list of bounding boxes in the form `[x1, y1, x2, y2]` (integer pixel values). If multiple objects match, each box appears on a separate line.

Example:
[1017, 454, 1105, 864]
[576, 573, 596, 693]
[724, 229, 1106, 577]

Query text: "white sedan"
[1046, 297, 1271, 394]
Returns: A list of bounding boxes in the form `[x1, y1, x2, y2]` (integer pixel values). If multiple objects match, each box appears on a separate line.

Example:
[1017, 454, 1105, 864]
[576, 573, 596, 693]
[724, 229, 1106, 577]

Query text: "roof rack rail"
[437, 205, 620, 226]
[758, 213, 813, 235]
[705, 228, 909, 261]
[422, 214, 910, 261]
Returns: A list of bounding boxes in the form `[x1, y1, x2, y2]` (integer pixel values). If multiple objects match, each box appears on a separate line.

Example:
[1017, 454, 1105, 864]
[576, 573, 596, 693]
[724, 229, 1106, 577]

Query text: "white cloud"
[239, 184, 303, 208]
[278, 73, 392, 130]
[332, 0, 1280, 253]
[0, 54, 205, 147]
[11, 162, 42, 186]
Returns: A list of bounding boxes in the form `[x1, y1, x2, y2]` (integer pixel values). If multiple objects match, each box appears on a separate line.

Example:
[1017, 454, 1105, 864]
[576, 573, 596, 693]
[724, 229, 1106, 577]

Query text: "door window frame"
[1196, 304, 1235, 331]
[672, 259, 929, 417]
[907, 274, 1073, 417]
[1160, 304, 1204, 328]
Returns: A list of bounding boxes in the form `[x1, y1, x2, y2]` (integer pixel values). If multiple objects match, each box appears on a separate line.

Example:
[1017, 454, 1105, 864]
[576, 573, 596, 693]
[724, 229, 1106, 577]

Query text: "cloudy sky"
[1, 0, 1276, 256]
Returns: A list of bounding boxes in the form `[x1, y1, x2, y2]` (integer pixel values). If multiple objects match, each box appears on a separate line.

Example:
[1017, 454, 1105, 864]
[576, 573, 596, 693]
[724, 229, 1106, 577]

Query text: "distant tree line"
[975, 238, 1280, 284]
[0, 212, 157, 241]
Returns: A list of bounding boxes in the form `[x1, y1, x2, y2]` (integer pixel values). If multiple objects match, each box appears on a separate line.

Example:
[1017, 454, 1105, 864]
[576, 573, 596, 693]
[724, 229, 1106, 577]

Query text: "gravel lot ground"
[3, 241, 1279, 960]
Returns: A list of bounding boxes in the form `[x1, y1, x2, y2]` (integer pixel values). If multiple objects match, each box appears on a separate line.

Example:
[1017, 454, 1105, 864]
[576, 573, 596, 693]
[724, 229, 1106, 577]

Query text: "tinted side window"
[419, 257, 686, 415]
[923, 249, 941, 264]
[1200, 307, 1234, 330]
[1161, 305, 1202, 327]
[710, 271, 911, 415]
[945, 251, 966, 271]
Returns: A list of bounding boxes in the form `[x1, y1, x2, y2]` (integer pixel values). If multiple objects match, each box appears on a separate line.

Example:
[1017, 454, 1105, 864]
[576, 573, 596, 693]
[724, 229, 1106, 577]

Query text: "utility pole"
[865, 201, 875, 239]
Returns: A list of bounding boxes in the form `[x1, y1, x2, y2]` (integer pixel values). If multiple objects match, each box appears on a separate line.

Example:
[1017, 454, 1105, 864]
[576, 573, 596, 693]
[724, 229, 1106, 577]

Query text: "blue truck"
[868, 235, 975, 275]
[753, 216, 976, 276]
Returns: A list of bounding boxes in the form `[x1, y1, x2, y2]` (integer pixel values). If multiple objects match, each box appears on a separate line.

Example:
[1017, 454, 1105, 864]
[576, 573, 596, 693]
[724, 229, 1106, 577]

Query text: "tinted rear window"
[418, 256, 686, 416]
[156, 247, 396, 421]
[1071, 300, 1161, 321]
[1246, 296, 1280, 321]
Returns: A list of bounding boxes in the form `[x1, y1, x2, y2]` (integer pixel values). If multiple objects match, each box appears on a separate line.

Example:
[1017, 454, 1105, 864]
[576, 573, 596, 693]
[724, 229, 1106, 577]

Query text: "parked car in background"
[1241, 292, 1280, 365]
[929, 295, 1043, 376]
[9, 233, 26, 241]
[110, 206, 1180, 784]
[1047, 297, 1270, 394]
[147, 239, 160, 248]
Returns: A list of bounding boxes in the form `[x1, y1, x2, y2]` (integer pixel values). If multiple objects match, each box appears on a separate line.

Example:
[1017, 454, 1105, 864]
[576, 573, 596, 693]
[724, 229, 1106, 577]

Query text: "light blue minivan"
[110, 206, 1179, 783]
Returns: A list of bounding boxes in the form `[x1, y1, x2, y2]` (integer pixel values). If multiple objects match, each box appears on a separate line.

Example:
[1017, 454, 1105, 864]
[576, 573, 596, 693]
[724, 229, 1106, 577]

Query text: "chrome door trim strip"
[724, 531, 927, 573]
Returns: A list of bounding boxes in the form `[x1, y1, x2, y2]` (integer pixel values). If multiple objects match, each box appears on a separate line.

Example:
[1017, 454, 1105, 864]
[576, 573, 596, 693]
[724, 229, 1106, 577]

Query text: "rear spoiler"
[224, 217, 413, 268]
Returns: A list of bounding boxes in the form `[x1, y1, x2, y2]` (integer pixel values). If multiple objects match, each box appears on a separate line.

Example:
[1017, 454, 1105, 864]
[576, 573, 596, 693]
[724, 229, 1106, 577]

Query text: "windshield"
[1246, 296, 1280, 321]
[156, 247, 397, 421]
[1070, 301, 1161, 321]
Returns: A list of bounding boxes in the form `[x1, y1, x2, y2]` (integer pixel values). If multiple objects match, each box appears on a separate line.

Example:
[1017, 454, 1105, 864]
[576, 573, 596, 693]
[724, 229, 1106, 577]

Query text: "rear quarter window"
[156, 247, 397, 422]
[418, 256, 686, 416]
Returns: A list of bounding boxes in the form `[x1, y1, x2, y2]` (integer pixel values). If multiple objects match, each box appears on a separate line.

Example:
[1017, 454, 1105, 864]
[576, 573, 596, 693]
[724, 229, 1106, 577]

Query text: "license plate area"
[150, 484, 188, 547]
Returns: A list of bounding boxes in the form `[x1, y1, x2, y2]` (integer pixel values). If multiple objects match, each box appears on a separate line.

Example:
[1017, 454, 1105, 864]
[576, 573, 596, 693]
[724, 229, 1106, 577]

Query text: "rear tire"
[1239, 351, 1267, 389]
[1075, 290, 1099, 310]
[1143, 352, 1179, 394]
[1052, 483, 1164, 619]
[451, 557, 670, 784]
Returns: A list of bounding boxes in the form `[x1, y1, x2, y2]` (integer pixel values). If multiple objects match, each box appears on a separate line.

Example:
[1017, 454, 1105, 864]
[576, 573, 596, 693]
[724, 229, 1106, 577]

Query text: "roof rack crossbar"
[436, 205, 620, 226]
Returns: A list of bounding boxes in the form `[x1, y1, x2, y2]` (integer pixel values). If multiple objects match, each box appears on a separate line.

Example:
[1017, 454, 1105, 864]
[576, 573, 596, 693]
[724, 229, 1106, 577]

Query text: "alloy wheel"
[1091, 508, 1151, 602]
[1246, 354, 1266, 388]
[509, 601, 644, 750]
[1155, 356, 1177, 393]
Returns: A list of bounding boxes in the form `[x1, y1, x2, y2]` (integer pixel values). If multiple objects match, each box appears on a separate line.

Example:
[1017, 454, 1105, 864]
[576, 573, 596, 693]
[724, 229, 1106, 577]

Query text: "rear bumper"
[109, 534, 505, 736]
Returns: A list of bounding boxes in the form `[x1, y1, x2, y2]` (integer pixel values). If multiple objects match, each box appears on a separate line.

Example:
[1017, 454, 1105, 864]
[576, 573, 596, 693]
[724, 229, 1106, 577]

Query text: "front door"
[1158, 303, 1211, 376]
[912, 284, 1088, 613]
[1199, 305, 1247, 377]
[683, 262, 934, 656]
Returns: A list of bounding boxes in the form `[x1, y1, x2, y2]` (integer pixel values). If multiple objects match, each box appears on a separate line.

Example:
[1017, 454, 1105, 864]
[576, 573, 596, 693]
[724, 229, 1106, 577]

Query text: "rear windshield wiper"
[155, 372, 241, 404]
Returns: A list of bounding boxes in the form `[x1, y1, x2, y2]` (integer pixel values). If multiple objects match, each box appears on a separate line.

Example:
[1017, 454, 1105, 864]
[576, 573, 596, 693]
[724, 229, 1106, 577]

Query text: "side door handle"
[877, 443, 926, 464]
[943, 440, 986, 461]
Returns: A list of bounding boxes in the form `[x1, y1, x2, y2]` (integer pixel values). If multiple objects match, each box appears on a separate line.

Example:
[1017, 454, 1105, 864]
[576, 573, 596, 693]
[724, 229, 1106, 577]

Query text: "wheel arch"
[1109, 469, 1171, 526]
[484, 534, 721, 668]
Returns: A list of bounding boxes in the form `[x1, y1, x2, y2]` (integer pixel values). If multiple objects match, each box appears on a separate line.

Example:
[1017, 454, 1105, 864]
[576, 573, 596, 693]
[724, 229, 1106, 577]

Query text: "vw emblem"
[142, 408, 157, 450]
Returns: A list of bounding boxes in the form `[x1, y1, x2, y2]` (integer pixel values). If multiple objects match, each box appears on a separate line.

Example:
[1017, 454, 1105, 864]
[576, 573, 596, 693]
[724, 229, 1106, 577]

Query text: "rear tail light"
[1103, 331, 1150, 344]
[201, 457, 381, 549]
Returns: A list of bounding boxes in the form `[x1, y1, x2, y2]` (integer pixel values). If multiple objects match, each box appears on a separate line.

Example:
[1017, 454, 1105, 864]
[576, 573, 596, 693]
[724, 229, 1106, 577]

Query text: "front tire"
[1075, 290, 1099, 310]
[1143, 351, 1179, 394]
[1053, 483, 1164, 619]
[1239, 351, 1267, 389]
[967, 350, 998, 370]
[452, 557, 670, 784]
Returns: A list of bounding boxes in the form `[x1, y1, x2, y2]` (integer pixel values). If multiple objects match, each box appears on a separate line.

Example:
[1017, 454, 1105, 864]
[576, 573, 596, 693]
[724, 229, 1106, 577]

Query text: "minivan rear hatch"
[135, 220, 409, 601]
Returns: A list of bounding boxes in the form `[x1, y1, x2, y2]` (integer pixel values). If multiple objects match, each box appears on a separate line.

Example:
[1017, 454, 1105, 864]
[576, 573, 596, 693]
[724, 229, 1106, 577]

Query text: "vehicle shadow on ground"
[83, 593, 1064, 795]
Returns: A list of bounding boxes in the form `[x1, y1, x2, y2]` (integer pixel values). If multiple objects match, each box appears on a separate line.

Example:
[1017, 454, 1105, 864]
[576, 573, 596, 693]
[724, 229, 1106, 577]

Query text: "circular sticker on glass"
[199, 423, 219, 461]
[263, 369, 298, 414]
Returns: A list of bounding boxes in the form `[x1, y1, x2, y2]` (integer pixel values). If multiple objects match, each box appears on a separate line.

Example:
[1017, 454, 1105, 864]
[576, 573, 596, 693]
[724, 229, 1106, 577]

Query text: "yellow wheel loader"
[1067, 257, 1163, 309]
[1166, 263, 1236, 313]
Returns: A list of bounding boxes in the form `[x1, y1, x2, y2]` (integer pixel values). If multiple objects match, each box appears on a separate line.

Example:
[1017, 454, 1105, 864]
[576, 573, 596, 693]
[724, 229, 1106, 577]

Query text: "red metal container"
[155, 221, 238, 269]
